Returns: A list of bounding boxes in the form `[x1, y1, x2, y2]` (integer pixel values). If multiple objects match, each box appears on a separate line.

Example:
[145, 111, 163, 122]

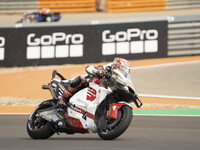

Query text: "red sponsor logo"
[86, 87, 96, 102]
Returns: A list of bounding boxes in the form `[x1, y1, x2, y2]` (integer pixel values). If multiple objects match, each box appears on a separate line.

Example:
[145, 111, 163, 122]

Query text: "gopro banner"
[99, 21, 168, 61]
[0, 20, 167, 67]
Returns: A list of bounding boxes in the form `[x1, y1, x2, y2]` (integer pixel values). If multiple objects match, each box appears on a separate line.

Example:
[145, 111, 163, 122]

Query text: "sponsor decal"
[86, 87, 96, 102]
[26, 32, 84, 59]
[77, 98, 87, 105]
[0, 21, 167, 67]
[0, 36, 5, 60]
[102, 28, 158, 55]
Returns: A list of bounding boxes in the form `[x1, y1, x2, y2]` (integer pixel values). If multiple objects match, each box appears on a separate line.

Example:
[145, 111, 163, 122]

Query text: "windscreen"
[115, 68, 135, 91]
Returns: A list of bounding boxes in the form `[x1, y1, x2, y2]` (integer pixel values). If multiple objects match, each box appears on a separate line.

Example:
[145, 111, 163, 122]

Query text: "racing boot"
[57, 75, 87, 106]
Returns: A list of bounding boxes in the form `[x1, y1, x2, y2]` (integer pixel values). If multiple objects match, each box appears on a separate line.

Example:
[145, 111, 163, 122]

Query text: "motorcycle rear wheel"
[27, 100, 56, 139]
[97, 105, 132, 140]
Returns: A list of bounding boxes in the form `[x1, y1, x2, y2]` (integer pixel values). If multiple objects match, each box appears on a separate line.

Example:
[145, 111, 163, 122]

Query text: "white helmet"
[112, 57, 131, 77]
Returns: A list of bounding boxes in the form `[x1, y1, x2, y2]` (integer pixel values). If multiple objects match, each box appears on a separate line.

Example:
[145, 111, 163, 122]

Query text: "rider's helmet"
[41, 8, 50, 15]
[111, 57, 131, 77]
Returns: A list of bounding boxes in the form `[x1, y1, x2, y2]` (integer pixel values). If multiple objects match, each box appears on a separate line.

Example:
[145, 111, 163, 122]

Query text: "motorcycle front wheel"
[27, 100, 56, 139]
[97, 105, 133, 140]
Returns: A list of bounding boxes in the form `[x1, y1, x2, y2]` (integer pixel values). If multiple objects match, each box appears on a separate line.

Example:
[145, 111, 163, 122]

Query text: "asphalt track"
[132, 61, 200, 98]
[0, 58, 200, 150]
[0, 115, 200, 150]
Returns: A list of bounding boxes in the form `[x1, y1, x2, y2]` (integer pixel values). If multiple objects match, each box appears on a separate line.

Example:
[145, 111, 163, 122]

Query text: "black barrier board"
[0, 20, 167, 67]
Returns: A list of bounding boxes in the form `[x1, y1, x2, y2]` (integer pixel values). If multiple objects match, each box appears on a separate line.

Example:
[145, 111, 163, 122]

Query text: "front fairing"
[111, 68, 142, 108]
[113, 68, 135, 92]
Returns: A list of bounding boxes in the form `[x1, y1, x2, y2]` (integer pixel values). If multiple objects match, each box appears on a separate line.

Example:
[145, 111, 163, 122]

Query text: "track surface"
[132, 61, 200, 97]
[0, 115, 200, 150]
[0, 57, 200, 149]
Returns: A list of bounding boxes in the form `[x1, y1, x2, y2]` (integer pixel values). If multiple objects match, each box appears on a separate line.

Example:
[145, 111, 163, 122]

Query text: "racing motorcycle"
[17, 11, 61, 24]
[27, 68, 142, 140]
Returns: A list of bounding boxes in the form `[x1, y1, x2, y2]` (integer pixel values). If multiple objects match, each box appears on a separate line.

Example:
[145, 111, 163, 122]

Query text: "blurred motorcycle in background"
[16, 8, 61, 23]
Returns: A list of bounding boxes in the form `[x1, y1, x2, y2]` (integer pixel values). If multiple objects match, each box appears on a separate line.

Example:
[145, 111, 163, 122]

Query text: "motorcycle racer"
[57, 57, 131, 107]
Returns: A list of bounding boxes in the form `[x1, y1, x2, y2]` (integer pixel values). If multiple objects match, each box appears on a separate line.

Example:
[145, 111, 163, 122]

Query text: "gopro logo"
[0, 37, 5, 60]
[26, 32, 84, 59]
[102, 29, 158, 55]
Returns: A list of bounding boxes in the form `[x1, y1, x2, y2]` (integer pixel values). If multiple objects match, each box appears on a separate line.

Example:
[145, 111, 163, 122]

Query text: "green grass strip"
[133, 108, 200, 116]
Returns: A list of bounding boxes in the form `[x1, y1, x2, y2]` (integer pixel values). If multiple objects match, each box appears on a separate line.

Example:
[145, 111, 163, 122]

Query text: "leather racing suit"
[57, 64, 112, 106]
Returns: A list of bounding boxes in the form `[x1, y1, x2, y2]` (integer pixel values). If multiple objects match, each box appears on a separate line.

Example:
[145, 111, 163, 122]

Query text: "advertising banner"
[0, 20, 168, 67]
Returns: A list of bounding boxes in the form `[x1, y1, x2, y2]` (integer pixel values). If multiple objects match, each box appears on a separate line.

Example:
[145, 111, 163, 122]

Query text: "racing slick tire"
[27, 100, 56, 139]
[97, 105, 133, 140]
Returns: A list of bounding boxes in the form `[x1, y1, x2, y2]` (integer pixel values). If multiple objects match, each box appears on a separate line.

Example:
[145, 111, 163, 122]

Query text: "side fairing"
[68, 84, 109, 132]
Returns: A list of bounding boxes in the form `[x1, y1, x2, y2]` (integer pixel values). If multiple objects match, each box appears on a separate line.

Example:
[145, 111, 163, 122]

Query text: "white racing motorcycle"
[27, 68, 142, 140]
